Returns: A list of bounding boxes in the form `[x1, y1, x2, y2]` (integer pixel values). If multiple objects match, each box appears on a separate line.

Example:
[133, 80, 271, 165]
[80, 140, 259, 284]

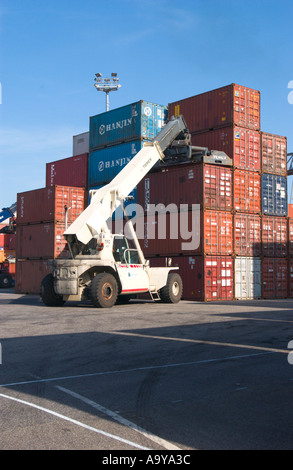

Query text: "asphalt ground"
[1, 288, 293, 454]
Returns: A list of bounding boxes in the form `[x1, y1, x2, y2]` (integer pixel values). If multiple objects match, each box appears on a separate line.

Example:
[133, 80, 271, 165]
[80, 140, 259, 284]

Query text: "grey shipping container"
[89, 100, 168, 150]
[234, 257, 261, 299]
[73, 132, 89, 156]
[261, 174, 287, 216]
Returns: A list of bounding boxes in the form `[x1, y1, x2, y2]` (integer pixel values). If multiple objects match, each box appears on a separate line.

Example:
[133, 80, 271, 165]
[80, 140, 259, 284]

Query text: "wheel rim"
[102, 282, 113, 300]
[172, 281, 180, 297]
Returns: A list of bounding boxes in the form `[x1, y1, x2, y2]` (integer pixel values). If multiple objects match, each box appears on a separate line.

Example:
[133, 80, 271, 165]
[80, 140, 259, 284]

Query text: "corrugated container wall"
[288, 218, 293, 256]
[191, 126, 261, 171]
[234, 213, 261, 256]
[46, 154, 88, 188]
[73, 132, 89, 156]
[89, 101, 168, 151]
[262, 216, 288, 257]
[234, 257, 261, 299]
[168, 84, 260, 133]
[88, 140, 145, 187]
[149, 255, 234, 301]
[261, 132, 287, 175]
[16, 223, 70, 260]
[261, 174, 287, 216]
[262, 258, 288, 299]
[15, 260, 51, 294]
[137, 163, 233, 212]
[17, 186, 86, 225]
[233, 170, 261, 213]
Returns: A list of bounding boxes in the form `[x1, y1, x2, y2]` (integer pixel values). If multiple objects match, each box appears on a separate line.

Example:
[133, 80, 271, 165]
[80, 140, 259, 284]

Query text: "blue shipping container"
[89, 100, 168, 150]
[88, 186, 137, 220]
[262, 174, 287, 216]
[88, 140, 145, 186]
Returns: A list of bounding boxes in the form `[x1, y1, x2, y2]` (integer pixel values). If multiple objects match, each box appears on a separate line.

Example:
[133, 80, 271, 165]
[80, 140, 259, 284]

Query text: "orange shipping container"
[234, 213, 261, 256]
[169, 83, 260, 133]
[191, 126, 261, 171]
[17, 186, 86, 225]
[233, 169, 261, 213]
[262, 216, 288, 257]
[261, 132, 287, 176]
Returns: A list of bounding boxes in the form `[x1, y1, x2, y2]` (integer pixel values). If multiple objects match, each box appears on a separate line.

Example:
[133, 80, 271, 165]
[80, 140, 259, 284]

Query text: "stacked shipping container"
[15, 186, 86, 294]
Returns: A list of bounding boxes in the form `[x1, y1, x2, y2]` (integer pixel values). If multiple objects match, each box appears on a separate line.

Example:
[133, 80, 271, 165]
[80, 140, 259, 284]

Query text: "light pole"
[94, 73, 121, 111]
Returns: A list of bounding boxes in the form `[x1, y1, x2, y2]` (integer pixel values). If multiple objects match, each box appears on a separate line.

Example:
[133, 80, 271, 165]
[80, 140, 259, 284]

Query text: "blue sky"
[0, 0, 293, 210]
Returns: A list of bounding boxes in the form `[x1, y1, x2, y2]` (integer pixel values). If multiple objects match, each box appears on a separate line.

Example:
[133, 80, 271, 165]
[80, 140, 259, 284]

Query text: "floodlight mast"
[94, 72, 121, 111]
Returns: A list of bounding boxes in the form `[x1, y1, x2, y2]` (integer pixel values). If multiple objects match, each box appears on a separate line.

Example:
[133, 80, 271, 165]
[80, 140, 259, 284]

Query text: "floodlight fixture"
[94, 72, 121, 111]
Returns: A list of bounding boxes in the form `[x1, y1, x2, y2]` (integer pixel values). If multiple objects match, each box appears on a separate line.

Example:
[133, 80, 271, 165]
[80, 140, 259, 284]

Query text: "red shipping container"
[262, 216, 288, 257]
[261, 132, 287, 175]
[289, 205, 293, 218]
[0, 233, 16, 250]
[137, 163, 232, 212]
[16, 223, 70, 259]
[169, 83, 260, 133]
[133, 209, 233, 257]
[233, 169, 261, 213]
[15, 259, 52, 294]
[288, 218, 293, 256]
[17, 186, 86, 225]
[234, 213, 261, 256]
[288, 259, 293, 297]
[46, 153, 89, 188]
[191, 126, 261, 171]
[262, 258, 288, 299]
[149, 255, 234, 301]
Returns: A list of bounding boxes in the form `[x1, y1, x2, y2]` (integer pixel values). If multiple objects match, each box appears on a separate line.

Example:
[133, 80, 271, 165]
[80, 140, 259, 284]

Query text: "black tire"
[90, 272, 118, 308]
[40, 274, 66, 307]
[160, 272, 183, 304]
[0, 273, 12, 288]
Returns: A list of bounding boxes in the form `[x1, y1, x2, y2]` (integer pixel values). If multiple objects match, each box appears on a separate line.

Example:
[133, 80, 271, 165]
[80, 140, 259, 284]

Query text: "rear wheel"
[90, 272, 118, 308]
[40, 274, 66, 307]
[0, 273, 12, 288]
[160, 272, 183, 304]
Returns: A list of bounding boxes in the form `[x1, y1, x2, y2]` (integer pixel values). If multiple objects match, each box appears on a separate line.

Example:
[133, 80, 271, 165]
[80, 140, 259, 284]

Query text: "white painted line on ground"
[56, 385, 181, 450]
[0, 350, 276, 388]
[0, 391, 150, 450]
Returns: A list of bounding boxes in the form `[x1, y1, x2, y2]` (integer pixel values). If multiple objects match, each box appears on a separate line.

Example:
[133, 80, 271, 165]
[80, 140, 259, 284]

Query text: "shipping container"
[15, 259, 51, 294]
[234, 213, 261, 256]
[169, 83, 260, 133]
[137, 163, 233, 212]
[261, 132, 287, 175]
[288, 258, 293, 297]
[262, 258, 288, 299]
[234, 170, 261, 213]
[0, 249, 15, 263]
[191, 126, 261, 171]
[288, 218, 293, 256]
[89, 101, 168, 150]
[148, 255, 234, 301]
[0, 233, 16, 250]
[135, 209, 232, 257]
[17, 186, 86, 225]
[261, 174, 287, 216]
[262, 216, 288, 257]
[289, 204, 293, 218]
[46, 153, 88, 188]
[88, 140, 145, 186]
[73, 132, 89, 156]
[234, 257, 261, 299]
[16, 223, 70, 260]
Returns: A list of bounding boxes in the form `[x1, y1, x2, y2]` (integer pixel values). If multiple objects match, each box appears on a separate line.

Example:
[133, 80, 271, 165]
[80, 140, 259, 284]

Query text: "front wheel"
[40, 274, 66, 307]
[160, 272, 183, 304]
[90, 272, 118, 308]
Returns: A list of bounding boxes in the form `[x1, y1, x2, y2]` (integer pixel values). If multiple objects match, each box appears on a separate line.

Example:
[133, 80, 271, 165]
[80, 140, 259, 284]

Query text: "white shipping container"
[234, 257, 261, 300]
[73, 132, 89, 156]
